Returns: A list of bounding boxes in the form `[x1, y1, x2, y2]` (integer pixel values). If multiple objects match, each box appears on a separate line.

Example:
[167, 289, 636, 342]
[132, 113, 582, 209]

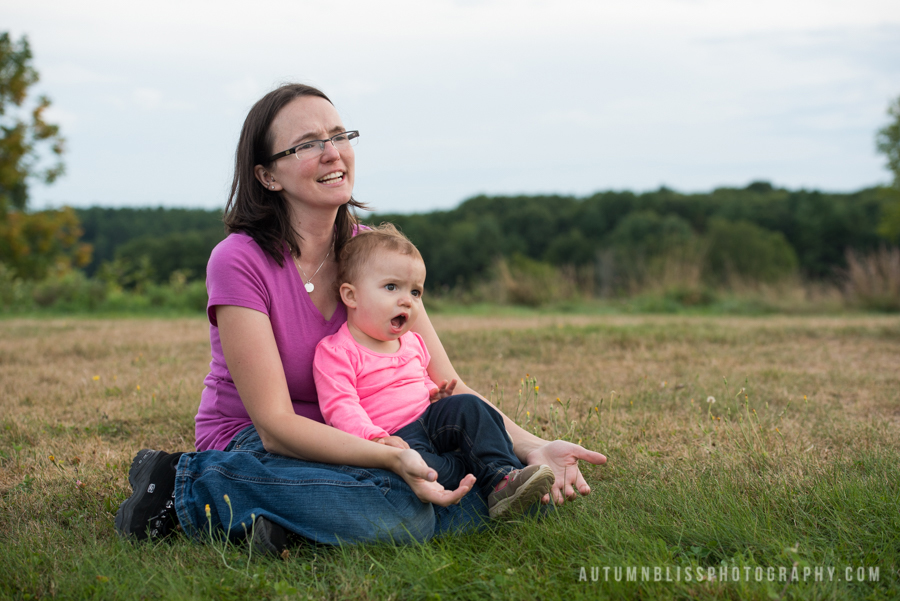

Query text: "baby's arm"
[411, 332, 457, 402]
[313, 343, 392, 442]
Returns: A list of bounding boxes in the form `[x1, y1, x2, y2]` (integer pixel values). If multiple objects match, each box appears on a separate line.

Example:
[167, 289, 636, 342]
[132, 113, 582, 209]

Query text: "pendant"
[305, 282, 315, 293]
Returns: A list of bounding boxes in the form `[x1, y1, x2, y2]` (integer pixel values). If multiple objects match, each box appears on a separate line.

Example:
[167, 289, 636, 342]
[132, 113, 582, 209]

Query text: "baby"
[313, 223, 553, 518]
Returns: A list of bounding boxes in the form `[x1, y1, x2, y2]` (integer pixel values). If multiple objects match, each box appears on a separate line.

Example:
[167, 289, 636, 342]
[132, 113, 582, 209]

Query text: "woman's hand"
[525, 440, 607, 505]
[429, 378, 458, 402]
[372, 436, 410, 449]
[394, 448, 476, 506]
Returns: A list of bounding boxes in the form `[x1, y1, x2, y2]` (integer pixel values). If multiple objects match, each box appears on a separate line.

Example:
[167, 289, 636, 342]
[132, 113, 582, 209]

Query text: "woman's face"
[261, 95, 355, 211]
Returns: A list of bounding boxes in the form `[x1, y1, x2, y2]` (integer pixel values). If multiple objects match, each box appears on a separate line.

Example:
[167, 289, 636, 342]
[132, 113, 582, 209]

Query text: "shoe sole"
[251, 516, 289, 557]
[488, 465, 554, 518]
[114, 449, 168, 540]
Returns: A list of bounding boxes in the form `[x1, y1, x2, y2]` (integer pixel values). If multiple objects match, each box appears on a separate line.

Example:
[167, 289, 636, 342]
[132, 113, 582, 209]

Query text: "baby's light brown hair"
[337, 223, 424, 289]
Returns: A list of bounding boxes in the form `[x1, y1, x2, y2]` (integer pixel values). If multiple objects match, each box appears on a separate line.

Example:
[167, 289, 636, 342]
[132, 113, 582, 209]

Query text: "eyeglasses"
[267, 130, 360, 163]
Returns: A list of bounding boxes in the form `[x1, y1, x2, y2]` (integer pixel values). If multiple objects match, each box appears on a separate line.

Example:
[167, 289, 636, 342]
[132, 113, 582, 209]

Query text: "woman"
[115, 83, 606, 551]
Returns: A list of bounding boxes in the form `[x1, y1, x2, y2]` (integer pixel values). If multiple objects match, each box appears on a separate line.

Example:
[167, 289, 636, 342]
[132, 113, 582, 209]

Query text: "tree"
[0, 32, 65, 212]
[876, 95, 900, 242]
[0, 32, 87, 279]
[876, 96, 900, 187]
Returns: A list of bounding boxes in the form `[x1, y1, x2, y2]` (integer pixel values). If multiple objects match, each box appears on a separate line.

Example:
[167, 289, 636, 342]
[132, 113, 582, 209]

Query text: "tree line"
[58, 182, 889, 295]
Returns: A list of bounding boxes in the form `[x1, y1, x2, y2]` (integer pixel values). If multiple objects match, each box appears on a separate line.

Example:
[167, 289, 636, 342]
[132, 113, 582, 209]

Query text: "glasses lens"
[332, 131, 359, 148]
[293, 141, 322, 160]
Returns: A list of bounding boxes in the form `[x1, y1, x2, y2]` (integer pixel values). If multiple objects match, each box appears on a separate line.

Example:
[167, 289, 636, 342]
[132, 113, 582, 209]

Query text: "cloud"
[133, 88, 162, 110]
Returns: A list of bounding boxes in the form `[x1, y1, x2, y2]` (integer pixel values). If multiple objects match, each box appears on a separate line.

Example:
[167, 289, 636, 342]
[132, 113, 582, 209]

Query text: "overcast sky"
[7, 0, 900, 215]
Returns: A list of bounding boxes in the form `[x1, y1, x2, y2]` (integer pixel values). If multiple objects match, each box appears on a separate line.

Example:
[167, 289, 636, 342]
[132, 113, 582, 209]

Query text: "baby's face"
[344, 250, 426, 346]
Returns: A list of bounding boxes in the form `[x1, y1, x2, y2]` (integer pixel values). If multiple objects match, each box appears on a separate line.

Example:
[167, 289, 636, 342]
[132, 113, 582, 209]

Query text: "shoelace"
[148, 493, 176, 538]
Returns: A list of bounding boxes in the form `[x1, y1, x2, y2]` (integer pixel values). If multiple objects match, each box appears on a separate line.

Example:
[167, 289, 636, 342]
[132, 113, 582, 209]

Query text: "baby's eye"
[385, 283, 396, 291]
[411, 289, 421, 297]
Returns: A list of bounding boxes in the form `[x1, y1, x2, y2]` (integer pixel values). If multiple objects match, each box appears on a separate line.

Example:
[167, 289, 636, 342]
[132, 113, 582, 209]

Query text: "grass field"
[1, 314, 898, 600]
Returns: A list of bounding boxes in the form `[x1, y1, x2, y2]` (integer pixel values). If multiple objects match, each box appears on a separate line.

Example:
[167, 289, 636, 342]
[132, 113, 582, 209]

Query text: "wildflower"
[594, 406, 599, 412]
[205, 504, 211, 519]
[48, 454, 56, 462]
[92, 375, 100, 381]
[706, 396, 716, 404]
[534, 386, 539, 392]
[223, 494, 230, 505]
[526, 411, 531, 417]
[76, 479, 85, 489]
[775, 427, 780, 433]
[136, 385, 141, 391]
[804, 395, 808, 401]
[556, 397, 562, 404]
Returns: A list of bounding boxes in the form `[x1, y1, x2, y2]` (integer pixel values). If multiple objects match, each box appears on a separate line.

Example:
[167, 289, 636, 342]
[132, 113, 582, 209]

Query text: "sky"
[6, 0, 900, 215]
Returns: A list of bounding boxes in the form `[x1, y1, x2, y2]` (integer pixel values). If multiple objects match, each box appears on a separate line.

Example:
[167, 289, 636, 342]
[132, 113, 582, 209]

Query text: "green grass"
[1, 315, 898, 599]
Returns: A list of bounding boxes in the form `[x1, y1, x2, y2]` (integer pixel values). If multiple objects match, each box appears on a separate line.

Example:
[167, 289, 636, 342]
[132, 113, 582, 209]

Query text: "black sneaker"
[115, 449, 184, 540]
[250, 516, 289, 558]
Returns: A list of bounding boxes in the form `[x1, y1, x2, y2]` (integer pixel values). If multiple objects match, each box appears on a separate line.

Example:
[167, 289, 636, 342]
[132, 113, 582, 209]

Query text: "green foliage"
[704, 218, 798, 284]
[543, 228, 595, 266]
[0, 32, 86, 283]
[0, 206, 91, 279]
[0, 268, 208, 314]
[371, 184, 885, 291]
[0, 32, 64, 213]
[876, 94, 900, 187]
[75, 207, 224, 276]
[607, 210, 695, 255]
[878, 188, 900, 243]
[31, 269, 107, 309]
[875, 96, 900, 242]
[114, 228, 225, 284]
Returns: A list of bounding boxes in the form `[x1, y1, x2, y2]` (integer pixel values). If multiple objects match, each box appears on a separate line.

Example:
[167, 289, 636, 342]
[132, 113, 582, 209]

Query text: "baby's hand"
[372, 436, 410, 449]
[429, 378, 458, 402]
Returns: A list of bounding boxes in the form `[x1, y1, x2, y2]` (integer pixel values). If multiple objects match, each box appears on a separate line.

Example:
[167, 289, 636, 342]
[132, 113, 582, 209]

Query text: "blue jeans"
[393, 394, 524, 498]
[173, 425, 491, 545]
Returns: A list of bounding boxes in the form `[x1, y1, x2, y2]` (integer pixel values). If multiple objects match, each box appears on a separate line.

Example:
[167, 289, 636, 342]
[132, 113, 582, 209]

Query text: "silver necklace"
[293, 246, 330, 294]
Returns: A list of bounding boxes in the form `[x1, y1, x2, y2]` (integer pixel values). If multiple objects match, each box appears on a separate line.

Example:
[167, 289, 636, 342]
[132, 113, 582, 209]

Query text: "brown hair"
[222, 83, 368, 266]
[337, 223, 423, 289]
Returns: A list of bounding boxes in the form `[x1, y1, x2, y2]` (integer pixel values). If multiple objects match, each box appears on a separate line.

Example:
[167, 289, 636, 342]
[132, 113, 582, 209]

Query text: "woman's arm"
[412, 308, 607, 504]
[215, 305, 474, 505]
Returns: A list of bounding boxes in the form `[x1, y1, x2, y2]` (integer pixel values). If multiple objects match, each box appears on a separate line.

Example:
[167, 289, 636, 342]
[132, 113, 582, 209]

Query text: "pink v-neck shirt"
[196, 232, 347, 451]
[313, 323, 437, 441]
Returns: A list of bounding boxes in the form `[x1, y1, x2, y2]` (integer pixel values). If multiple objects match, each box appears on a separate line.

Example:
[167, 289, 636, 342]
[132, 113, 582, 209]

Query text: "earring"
[269, 185, 274, 190]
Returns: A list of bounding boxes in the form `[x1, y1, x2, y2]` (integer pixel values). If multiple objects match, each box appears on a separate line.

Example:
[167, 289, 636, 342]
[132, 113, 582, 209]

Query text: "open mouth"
[390, 314, 408, 330]
[318, 171, 345, 184]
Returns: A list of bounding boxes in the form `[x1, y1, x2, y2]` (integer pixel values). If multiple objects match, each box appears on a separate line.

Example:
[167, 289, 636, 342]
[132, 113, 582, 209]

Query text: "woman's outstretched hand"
[395, 448, 476, 506]
[525, 440, 607, 505]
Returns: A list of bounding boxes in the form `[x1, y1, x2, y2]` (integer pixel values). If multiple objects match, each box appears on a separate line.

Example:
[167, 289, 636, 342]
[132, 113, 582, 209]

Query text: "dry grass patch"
[1, 314, 898, 600]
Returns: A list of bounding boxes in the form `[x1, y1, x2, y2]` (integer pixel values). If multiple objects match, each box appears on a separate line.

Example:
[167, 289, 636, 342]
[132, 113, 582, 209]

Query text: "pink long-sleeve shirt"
[313, 323, 437, 440]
